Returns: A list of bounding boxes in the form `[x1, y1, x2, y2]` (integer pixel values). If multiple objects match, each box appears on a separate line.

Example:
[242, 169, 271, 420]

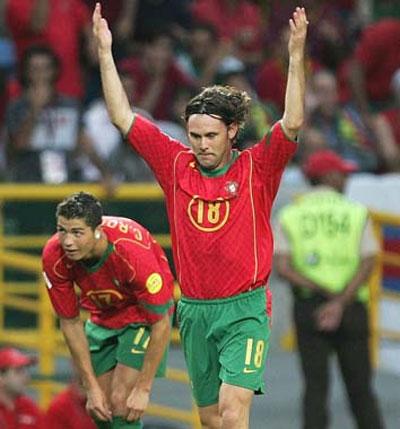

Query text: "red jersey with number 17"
[127, 116, 297, 300]
[42, 216, 174, 329]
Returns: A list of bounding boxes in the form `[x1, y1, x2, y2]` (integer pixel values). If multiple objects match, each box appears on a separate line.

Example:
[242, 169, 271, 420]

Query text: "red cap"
[0, 347, 37, 370]
[303, 150, 358, 178]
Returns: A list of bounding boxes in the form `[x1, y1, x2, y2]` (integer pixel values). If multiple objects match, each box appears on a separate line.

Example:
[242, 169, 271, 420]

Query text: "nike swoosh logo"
[243, 368, 257, 374]
[131, 349, 145, 354]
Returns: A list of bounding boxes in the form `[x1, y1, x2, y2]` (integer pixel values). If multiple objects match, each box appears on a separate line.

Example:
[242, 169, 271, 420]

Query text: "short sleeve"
[250, 121, 297, 198]
[42, 245, 79, 319]
[129, 244, 174, 322]
[126, 115, 188, 190]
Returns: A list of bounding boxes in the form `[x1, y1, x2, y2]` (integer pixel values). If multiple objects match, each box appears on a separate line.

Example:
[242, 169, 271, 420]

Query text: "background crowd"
[0, 2, 399, 428]
[0, 0, 399, 188]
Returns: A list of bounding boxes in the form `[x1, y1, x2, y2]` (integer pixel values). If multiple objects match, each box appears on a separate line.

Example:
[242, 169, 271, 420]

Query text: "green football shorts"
[177, 287, 271, 407]
[85, 321, 168, 377]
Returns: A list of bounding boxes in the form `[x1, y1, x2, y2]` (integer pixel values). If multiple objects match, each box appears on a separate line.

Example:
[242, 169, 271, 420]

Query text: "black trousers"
[294, 296, 384, 429]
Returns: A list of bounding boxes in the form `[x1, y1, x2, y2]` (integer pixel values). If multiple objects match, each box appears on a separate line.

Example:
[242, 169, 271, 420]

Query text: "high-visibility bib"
[279, 190, 368, 301]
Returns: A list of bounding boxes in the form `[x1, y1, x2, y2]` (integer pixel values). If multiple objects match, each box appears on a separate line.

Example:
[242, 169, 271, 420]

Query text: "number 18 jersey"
[127, 116, 297, 300]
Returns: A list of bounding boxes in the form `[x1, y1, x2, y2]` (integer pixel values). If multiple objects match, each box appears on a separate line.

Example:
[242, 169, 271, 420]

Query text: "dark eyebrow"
[189, 131, 201, 138]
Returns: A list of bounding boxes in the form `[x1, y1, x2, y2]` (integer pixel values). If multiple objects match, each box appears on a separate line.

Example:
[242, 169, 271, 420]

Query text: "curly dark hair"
[184, 85, 251, 130]
[56, 192, 103, 230]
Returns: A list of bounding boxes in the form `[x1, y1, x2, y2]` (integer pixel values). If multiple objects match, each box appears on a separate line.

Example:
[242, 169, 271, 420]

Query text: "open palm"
[288, 7, 308, 59]
[92, 2, 113, 51]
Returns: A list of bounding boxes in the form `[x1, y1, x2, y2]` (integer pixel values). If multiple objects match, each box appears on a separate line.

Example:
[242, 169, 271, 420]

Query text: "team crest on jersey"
[146, 273, 163, 294]
[225, 181, 238, 196]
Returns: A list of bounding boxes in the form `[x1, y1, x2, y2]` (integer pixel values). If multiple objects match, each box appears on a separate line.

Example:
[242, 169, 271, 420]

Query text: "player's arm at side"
[93, 3, 134, 136]
[42, 246, 111, 422]
[125, 242, 174, 421]
[126, 312, 171, 421]
[281, 7, 308, 141]
[58, 317, 111, 422]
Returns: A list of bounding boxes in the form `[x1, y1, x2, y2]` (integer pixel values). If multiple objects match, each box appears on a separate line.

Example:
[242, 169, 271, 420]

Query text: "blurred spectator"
[0, 347, 43, 429]
[218, 58, 279, 149]
[131, 0, 192, 44]
[256, 27, 319, 115]
[119, 30, 194, 121]
[44, 381, 96, 429]
[370, 69, 400, 172]
[275, 150, 385, 429]
[265, 0, 358, 72]
[306, 70, 379, 172]
[177, 22, 233, 88]
[255, 27, 291, 115]
[191, 0, 263, 66]
[82, 69, 155, 182]
[346, 18, 400, 115]
[4, 45, 110, 184]
[296, 127, 328, 163]
[6, 0, 91, 99]
[372, 0, 400, 20]
[156, 87, 192, 145]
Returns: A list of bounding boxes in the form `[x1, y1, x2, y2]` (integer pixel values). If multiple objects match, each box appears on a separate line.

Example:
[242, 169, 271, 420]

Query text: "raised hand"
[288, 7, 309, 60]
[92, 2, 112, 52]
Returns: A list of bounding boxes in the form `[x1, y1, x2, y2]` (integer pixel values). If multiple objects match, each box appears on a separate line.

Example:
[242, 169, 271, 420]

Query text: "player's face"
[56, 216, 98, 261]
[187, 114, 238, 170]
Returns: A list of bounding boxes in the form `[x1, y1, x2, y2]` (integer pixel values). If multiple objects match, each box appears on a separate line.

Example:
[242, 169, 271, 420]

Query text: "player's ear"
[227, 123, 239, 142]
[94, 229, 101, 240]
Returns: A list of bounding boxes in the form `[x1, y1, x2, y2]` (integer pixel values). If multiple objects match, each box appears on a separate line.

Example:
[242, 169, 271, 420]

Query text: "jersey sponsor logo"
[42, 271, 53, 289]
[87, 289, 124, 308]
[187, 197, 230, 232]
[243, 368, 257, 374]
[146, 273, 163, 294]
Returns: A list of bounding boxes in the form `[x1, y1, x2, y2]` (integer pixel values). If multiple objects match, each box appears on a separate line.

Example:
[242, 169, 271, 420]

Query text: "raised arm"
[281, 7, 308, 140]
[92, 2, 134, 135]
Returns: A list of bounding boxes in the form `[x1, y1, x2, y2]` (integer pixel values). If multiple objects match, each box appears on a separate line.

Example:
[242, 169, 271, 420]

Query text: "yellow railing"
[370, 211, 400, 349]
[0, 184, 200, 428]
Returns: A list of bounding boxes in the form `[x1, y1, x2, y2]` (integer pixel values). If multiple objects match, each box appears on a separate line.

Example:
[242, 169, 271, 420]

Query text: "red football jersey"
[42, 216, 174, 329]
[127, 116, 296, 300]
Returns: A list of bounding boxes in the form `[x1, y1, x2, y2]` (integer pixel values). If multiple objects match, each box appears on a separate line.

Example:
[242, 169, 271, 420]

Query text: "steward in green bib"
[279, 188, 369, 302]
[275, 149, 384, 429]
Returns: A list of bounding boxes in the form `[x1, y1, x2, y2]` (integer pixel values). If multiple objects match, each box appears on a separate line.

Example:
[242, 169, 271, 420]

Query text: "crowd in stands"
[0, 0, 399, 188]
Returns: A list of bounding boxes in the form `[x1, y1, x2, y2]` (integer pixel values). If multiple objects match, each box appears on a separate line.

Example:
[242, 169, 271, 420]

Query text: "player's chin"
[197, 156, 217, 170]
[64, 250, 81, 260]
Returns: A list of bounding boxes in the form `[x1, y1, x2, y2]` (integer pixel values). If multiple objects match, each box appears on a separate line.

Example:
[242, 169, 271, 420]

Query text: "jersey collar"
[198, 151, 239, 177]
[80, 241, 114, 273]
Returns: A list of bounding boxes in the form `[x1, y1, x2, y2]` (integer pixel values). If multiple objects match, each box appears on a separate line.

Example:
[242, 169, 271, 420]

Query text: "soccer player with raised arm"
[42, 192, 174, 429]
[93, 3, 308, 428]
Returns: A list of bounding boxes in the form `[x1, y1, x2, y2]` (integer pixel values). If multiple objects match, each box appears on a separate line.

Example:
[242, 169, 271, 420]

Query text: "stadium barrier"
[0, 183, 201, 428]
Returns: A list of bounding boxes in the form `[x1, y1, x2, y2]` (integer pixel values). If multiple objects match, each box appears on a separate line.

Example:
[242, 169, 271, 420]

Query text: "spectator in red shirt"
[0, 347, 43, 429]
[346, 18, 400, 115]
[6, 0, 91, 99]
[119, 30, 193, 121]
[191, 0, 263, 66]
[44, 380, 97, 429]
